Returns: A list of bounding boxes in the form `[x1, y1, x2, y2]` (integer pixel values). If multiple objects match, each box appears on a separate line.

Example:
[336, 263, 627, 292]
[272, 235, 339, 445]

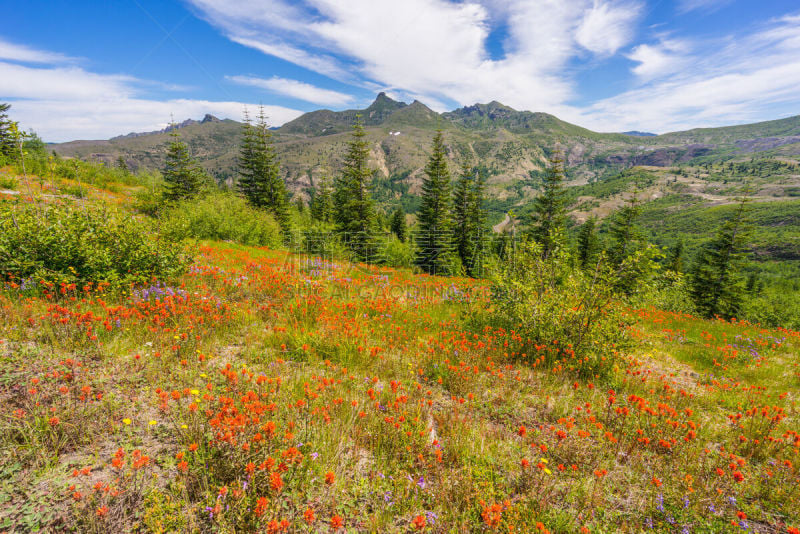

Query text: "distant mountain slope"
[51, 93, 800, 215]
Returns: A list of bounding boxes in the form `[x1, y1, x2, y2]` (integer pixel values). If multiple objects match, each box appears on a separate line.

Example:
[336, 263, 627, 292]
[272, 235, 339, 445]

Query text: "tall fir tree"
[607, 192, 644, 267]
[310, 175, 334, 223]
[665, 239, 685, 273]
[415, 131, 455, 275]
[468, 168, 488, 276]
[529, 153, 568, 257]
[163, 129, 203, 202]
[390, 207, 407, 243]
[237, 109, 260, 205]
[0, 103, 15, 160]
[689, 198, 751, 318]
[452, 163, 487, 276]
[116, 155, 129, 174]
[334, 115, 377, 262]
[576, 216, 600, 269]
[255, 107, 291, 234]
[452, 163, 473, 271]
[237, 107, 291, 236]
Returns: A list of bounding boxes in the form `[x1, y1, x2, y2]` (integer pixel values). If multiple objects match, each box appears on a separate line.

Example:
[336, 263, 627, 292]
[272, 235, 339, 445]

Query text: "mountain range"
[52, 93, 800, 220]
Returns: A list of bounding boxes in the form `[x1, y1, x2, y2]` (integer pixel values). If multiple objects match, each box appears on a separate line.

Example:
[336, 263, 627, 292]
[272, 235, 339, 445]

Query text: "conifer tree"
[237, 108, 291, 236]
[390, 207, 407, 242]
[163, 129, 203, 202]
[468, 167, 488, 276]
[689, 198, 751, 318]
[607, 192, 644, 267]
[334, 115, 376, 262]
[453, 163, 473, 271]
[529, 153, 568, 257]
[415, 131, 455, 275]
[453, 163, 487, 276]
[237, 109, 259, 205]
[665, 239, 684, 273]
[116, 156, 129, 174]
[310, 175, 334, 223]
[0, 103, 15, 161]
[576, 216, 600, 269]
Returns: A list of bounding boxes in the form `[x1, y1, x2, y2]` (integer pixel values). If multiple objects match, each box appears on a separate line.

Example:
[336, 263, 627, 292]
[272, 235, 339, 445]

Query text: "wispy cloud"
[190, 0, 643, 113]
[191, 0, 800, 133]
[677, 0, 732, 15]
[227, 75, 354, 106]
[0, 45, 303, 142]
[0, 38, 77, 64]
[626, 38, 691, 81]
[578, 14, 800, 132]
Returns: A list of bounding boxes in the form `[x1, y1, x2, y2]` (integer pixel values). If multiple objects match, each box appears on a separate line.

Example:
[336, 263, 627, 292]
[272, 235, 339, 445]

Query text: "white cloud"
[0, 61, 135, 100]
[189, 0, 642, 112]
[0, 59, 302, 142]
[579, 15, 800, 132]
[227, 75, 354, 106]
[627, 39, 691, 80]
[11, 97, 302, 142]
[677, 0, 731, 14]
[0, 38, 77, 64]
[575, 0, 642, 56]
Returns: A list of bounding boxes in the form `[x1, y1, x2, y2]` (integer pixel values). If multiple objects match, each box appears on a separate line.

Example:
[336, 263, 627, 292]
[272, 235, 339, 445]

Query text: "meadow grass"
[0, 175, 799, 533]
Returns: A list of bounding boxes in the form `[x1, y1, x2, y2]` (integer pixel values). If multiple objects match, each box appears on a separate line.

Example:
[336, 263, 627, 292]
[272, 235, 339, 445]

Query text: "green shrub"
[159, 191, 282, 248]
[740, 288, 800, 330]
[485, 241, 640, 377]
[298, 226, 348, 259]
[379, 236, 415, 268]
[0, 200, 186, 289]
[0, 173, 17, 190]
[627, 271, 697, 314]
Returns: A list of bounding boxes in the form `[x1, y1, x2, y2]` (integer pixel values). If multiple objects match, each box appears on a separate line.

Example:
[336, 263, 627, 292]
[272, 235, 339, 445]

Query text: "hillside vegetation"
[1, 102, 799, 533]
[1, 159, 800, 533]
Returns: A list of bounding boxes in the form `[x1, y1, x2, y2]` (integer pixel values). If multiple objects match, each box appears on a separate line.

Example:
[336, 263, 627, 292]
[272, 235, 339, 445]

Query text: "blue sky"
[1, 0, 799, 141]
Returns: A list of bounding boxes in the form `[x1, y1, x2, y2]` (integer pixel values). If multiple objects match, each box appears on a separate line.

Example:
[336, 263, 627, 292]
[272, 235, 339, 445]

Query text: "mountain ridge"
[51, 93, 800, 219]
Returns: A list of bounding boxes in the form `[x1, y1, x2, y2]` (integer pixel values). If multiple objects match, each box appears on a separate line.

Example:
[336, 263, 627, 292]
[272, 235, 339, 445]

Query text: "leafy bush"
[741, 288, 800, 330]
[627, 271, 697, 314]
[159, 191, 282, 248]
[0, 200, 186, 289]
[379, 235, 415, 268]
[0, 173, 17, 190]
[485, 241, 642, 377]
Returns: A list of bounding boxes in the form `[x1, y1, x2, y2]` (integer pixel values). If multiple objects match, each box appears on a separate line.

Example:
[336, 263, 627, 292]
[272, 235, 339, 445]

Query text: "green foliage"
[379, 235, 415, 268]
[486, 241, 634, 377]
[115, 155, 129, 174]
[0, 174, 17, 190]
[639, 196, 800, 263]
[665, 239, 685, 273]
[237, 108, 291, 235]
[453, 163, 488, 277]
[605, 192, 653, 295]
[627, 271, 697, 314]
[0, 200, 186, 288]
[528, 154, 568, 256]
[163, 130, 204, 202]
[689, 198, 751, 319]
[415, 130, 456, 275]
[0, 103, 15, 162]
[334, 115, 378, 262]
[53, 157, 155, 188]
[390, 207, 407, 242]
[310, 175, 335, 223]
[159, 191, 282, 248]
[576, 217, 600, 269]
[741, 285, 800, 330]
